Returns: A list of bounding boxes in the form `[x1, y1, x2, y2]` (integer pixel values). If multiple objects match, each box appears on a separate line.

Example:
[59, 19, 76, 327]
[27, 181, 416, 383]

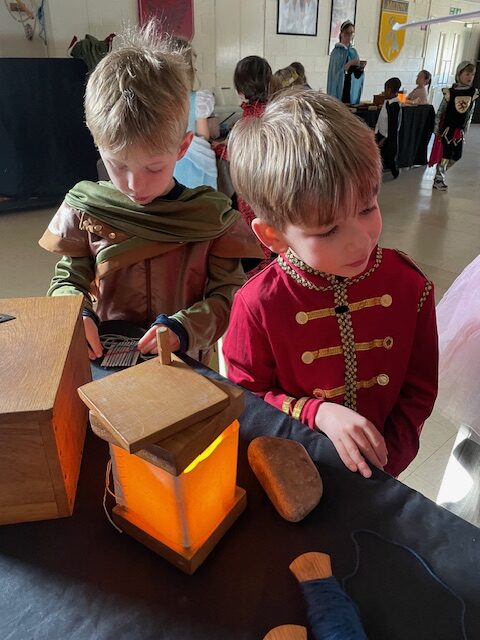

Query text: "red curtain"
[138, 0, 194, 39]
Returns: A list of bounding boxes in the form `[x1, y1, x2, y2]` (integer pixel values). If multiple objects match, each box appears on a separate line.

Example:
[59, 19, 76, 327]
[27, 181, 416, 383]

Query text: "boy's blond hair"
[170, 35, 197, 91]
[228, 88, 381, 230]
[85, 21, 190, 154]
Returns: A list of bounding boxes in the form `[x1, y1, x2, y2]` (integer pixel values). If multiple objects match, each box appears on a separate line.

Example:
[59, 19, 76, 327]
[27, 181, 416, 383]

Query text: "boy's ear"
[251, 218, 289, 253]
[177, 131, 194, 160]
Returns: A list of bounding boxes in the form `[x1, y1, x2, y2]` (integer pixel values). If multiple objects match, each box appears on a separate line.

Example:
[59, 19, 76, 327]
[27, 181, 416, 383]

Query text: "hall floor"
[1, 126, 479, 506]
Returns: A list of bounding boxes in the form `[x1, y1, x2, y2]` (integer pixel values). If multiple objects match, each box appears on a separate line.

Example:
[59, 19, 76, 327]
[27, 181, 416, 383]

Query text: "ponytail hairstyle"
[234, 55, 273, 103]
[420, 69, 432, 92]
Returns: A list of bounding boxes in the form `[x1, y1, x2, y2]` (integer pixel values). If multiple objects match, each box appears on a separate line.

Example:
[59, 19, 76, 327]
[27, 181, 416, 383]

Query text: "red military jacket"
[223, 246, 438, 476]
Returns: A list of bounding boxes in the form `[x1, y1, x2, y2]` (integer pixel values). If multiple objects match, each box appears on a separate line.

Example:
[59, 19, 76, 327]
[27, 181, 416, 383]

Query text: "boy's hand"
[314, 403, 388, 478]
[137, 325, 180, 355]
[83, 316, 103, 360]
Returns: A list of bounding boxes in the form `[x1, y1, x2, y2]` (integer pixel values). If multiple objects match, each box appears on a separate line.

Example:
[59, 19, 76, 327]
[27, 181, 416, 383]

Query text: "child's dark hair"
[234, 55, 273, 103]
[420, 69, 432, 91]
[385, 77, 401, 94]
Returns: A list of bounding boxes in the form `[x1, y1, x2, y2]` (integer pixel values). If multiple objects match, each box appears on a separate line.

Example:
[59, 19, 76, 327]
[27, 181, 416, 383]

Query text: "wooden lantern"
[78, 331, 246, 574]
[0, 296, 91, 524]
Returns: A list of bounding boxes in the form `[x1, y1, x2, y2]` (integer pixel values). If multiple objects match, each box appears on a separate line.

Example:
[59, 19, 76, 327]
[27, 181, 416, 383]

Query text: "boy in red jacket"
[223, 89, 438, 478]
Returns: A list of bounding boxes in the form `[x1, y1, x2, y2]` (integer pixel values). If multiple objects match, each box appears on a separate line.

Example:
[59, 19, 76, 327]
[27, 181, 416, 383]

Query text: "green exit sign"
[449, 7, 461, 15]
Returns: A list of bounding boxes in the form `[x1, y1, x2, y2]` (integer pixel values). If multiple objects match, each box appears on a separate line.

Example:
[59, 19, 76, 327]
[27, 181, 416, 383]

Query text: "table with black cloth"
[1, 358, 479, 640]
[355, 104, 435, 168]
[0, 58, 98, 210]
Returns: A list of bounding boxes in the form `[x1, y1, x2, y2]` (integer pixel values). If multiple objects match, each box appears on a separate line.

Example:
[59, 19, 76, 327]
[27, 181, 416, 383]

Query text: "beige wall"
[0, 1, 48, 57]
[1, 0, 479, 105]
[44, 0, 138, 58]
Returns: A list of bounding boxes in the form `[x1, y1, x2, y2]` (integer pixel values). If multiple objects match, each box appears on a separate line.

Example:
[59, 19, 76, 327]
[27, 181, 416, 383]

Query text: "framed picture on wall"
[328, 0, 357, 52]
[277, 0, 319, 37]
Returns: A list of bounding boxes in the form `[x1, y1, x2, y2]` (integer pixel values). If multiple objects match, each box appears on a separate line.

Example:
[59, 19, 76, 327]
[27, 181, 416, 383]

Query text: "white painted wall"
[0, 0, 137, 59]
[1, 0, 479, 106]
[215, 0, 266, 103]
[0, 1, 48, 57]
[191, 0, 216, 91]
[44, 0, 137, 58]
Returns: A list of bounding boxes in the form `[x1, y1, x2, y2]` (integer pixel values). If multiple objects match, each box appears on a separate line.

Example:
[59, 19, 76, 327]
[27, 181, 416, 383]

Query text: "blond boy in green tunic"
[39, 22, 261, 363]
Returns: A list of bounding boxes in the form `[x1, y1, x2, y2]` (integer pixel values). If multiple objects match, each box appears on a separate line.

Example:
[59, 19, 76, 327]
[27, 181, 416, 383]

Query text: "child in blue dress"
[327, 20, 366, 105]
[172, 37, 218, 189]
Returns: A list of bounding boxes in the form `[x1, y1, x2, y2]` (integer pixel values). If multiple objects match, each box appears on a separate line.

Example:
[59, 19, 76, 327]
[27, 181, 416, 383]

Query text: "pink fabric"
[436, 255, 480, 434]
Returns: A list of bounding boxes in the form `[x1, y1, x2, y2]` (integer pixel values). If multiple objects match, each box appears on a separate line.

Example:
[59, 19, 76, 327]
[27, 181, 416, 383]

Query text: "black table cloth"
[1, 359, 479, 640]
[355, 104, 435, 168]
[354, 107, 380, 130]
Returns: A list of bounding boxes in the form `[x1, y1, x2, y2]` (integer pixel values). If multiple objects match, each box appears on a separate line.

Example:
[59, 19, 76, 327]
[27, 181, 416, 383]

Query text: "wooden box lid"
[89, 376, 244, 475]
[0, 296, 84, 424]
[78, 355, 233, 454]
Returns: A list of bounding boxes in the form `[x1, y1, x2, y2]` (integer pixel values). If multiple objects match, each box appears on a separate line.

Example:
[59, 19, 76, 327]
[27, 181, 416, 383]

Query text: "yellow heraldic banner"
[378, 0, 409, 63]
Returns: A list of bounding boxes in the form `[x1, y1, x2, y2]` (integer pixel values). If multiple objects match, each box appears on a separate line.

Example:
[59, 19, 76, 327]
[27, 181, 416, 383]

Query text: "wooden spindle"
[156, 327, 172, 365]
[263, 626, 307, 640]
[289, 552, 332, 582]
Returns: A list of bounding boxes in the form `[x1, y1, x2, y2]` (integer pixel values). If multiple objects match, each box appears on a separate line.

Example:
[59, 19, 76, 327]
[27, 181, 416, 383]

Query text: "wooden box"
[0, 296, 91, 524]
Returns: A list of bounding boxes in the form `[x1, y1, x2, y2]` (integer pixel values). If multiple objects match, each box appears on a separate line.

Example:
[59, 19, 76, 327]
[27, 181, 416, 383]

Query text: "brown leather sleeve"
[210, 217, 265, 259]
[38, 202, 91, 257]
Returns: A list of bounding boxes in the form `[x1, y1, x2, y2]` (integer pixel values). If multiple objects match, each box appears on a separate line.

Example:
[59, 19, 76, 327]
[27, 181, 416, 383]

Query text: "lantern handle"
[156, 326, 172, 365]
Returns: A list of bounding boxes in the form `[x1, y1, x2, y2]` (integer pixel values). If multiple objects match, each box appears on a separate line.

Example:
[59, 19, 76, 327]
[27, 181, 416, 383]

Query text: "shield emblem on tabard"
[378, 0, 409, 63]
[455, 95, 472, 114]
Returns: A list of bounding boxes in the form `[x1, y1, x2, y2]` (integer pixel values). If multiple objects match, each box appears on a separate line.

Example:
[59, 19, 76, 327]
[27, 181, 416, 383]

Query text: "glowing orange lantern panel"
[110, 421, 240, 551]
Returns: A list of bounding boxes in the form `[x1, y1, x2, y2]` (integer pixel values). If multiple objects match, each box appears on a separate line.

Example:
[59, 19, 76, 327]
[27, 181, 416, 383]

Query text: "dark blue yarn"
[298, 529, 469, 639]
[342, 529, 468, 640]
[300, 576, 368, 640]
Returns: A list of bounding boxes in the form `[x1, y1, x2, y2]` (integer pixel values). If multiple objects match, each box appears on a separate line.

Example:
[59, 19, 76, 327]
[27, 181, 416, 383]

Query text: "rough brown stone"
[248, 436, 323, 522]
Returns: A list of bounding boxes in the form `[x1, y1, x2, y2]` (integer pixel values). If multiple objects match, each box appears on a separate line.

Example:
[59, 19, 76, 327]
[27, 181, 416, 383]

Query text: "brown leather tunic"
[39, 202, 263, 361]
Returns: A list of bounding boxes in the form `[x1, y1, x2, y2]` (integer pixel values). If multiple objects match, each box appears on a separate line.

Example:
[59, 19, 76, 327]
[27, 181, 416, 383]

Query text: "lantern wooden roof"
[78, 353, 244, 474]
